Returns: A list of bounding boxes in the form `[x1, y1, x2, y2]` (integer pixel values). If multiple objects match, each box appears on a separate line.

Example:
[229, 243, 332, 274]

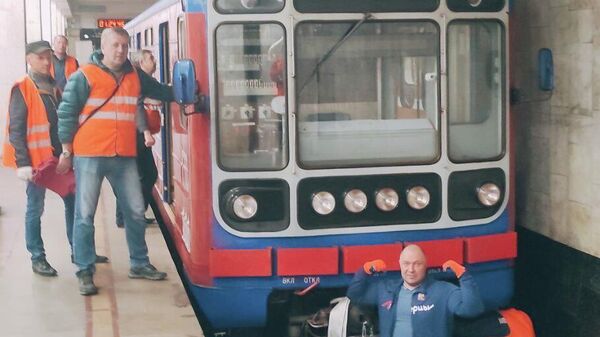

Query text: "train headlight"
[406, 186, 430, 210]
[344, 189, 368, 213]
[232, 194, 258, 219]
[312, 191, 336, 215]
[468, 0, 482, 7]
[375, 188, 399, 212]
[477, 183, 501, 207]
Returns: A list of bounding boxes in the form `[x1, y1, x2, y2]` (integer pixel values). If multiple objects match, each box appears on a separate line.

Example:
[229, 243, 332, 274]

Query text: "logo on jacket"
[381, 300, 393, 310]
[411, 304, 435, 315]
[417, 293, 425, 301]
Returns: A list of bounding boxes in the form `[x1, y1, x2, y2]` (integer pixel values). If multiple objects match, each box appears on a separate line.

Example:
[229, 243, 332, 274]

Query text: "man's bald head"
[399, 244, 428, 289]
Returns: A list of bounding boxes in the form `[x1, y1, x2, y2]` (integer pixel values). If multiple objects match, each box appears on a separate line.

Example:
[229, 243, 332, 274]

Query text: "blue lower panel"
[190, 285, 271, 329]
[186, 262, 513, 328]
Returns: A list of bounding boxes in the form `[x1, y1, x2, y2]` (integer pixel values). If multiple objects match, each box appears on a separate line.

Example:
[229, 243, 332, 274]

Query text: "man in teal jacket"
[347, 245, 484, 337]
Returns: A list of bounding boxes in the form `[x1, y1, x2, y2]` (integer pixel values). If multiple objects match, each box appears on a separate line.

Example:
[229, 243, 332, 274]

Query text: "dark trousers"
[115, 132, 159, 225]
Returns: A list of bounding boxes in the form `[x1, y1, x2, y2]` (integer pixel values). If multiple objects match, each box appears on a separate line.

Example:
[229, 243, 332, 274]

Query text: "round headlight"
[406, 186, 430, 210]
[232, 194, 258, 219]
[312, 191, 336, 215]
[344, 189, 368, 213]
[375, 188, 399, 212]
[477, 183, 501, 207]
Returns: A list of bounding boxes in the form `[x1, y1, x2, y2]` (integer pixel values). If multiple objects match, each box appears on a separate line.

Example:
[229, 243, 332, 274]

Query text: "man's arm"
[446, 271, 485, 318]
[57, 70, 90, 144]
[138, 70, 174, 102]
[347, 268, 380, 306]
[8, 87, 31, 167]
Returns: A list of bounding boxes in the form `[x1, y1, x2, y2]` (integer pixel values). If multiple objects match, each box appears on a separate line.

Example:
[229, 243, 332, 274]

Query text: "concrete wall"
[512, 0, 600, 257]
[0, 0, 67, 160]
[0, 1, 26, 153]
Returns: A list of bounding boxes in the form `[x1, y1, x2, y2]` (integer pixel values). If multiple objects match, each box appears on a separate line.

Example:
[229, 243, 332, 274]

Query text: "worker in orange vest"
[2, 40, 107, 277]
[56, 28, 173, 296]
[50, 35, 79, 91]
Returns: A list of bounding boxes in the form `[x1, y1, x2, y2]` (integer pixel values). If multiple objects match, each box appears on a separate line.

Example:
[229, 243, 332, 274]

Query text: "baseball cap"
[26, 40, 53, 55]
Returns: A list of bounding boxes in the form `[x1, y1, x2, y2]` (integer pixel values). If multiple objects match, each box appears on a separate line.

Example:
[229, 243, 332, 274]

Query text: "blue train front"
[126, 0, 516, 334]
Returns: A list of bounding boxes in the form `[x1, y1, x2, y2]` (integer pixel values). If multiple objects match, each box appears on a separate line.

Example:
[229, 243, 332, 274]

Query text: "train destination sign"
[97, 18, 129, 28]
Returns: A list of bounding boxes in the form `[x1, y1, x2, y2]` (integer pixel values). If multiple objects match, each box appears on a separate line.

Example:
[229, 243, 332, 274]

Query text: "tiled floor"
[0, 167, 204, 337]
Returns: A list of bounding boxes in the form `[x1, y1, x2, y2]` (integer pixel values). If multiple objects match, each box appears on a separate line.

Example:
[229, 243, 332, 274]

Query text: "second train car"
[126, 0, 517, 335]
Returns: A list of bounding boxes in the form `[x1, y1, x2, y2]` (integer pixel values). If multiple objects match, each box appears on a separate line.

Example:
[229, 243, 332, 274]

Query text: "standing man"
[56, 27, 173, 296]
[347, 245, 485, 337]
[3, 41, 77, 276]
[50, 35, 79, 91]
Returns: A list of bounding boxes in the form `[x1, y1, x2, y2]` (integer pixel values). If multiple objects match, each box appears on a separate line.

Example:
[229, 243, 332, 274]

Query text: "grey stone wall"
[512, 0, 600, 257]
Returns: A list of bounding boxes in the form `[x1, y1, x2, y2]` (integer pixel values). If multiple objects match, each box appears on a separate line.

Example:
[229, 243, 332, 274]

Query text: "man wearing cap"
[51, 35, 79, 91]
[347, 244, 485, 337]
[2, 41, 107, 277]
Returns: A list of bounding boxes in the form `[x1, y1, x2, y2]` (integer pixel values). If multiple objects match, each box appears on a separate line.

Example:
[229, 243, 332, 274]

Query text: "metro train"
[125, 0, 519, 335]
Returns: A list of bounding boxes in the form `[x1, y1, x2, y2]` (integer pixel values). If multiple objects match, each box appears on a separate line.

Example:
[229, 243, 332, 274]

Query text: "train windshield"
[448, 20, 505, 162]
[295, 21, 440, 169]
[216, 23, 288, 171]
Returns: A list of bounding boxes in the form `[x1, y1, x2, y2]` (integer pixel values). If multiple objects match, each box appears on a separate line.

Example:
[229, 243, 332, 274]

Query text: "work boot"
[77, 270, 98, 296]
[71, 254, 110, 264]
[32, 258, 58, 277]
[129, 264, 167, 281]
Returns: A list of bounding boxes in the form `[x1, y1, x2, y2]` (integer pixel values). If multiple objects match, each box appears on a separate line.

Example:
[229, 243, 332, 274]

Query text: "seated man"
[347, 244, 484, 337]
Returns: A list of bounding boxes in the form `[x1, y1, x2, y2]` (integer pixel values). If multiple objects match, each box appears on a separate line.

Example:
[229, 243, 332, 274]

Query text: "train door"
[158, 21, 174, 203]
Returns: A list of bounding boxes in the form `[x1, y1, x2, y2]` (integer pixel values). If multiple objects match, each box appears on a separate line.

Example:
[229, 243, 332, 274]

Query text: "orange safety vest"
[50, 55, 78, 80]
[73, 64, 141, 157]
[144, 98, 161, 135]
[2, 77, 54, 168]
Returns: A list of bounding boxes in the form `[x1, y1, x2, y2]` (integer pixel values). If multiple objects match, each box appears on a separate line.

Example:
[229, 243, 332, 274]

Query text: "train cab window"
[216, 23, 287, 171]
[447, 20, 505, 162]
[295, 21, 440, 169]
[215, 0, 284, 14]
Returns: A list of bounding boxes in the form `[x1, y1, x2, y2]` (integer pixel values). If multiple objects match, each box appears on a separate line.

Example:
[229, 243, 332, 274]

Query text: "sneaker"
[32, 258, 58, 277]
[70, 254, 110, 264]
[144, 217, 156, 224]
[77, 270, 98, 296]
[129, 264, 167, 281]
[116, 223, 124, 228]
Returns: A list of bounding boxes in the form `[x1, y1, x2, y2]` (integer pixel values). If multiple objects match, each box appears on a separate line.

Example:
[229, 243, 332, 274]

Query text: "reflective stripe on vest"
[2, 76, 54, 168]
[73, 64, 141, 157]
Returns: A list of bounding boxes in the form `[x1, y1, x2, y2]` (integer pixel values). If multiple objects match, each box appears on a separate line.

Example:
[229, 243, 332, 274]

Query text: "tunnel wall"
[512, 0, 600, 258]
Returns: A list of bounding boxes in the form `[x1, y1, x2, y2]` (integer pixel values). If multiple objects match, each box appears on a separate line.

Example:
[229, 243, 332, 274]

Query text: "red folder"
[32, 157, 76, 197]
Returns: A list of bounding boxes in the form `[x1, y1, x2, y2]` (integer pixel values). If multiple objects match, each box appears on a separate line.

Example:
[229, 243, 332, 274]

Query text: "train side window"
[447, 20, 505, 162]
[215, 0, 284, 14]
[215, 23, 288, 171]
[136, 32, 141, 50]
[177, 17, 186, 59]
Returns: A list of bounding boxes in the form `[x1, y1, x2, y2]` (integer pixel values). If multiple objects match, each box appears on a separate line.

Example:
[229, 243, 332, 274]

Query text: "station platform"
[0, 167, 204, 337]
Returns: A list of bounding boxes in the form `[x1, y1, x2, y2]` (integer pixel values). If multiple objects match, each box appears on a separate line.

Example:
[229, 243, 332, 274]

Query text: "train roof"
[124, 0, 206, 30]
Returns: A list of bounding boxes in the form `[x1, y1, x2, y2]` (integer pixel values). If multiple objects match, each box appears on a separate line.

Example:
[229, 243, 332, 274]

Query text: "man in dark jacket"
[56, 27, 173, 296]
[347, 245, 484, 337]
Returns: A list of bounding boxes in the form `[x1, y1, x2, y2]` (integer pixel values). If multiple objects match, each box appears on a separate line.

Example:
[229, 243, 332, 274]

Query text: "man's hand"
[443, 260, 466, 279]
[363, 259, 387, 275]
[143, 130, 155, 147]
[56, 154, 72, 174]
[16, 166, 33, 181]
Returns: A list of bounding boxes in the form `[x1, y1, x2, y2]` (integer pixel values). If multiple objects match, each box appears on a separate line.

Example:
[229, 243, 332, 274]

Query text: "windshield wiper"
[298, 13, 372, 94]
